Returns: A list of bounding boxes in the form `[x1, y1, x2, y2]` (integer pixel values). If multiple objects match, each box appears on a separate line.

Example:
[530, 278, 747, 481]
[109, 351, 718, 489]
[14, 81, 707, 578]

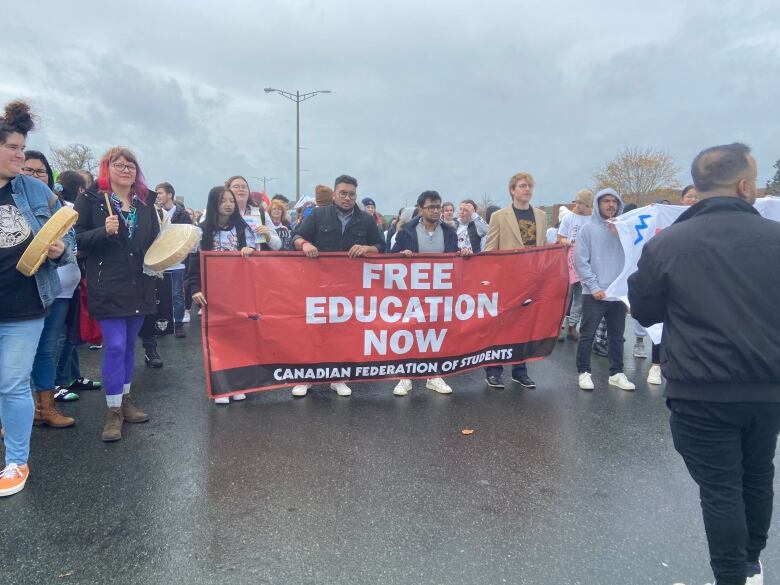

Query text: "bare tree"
[50, 143, 97, 173]
[479, 193, 496, 213]
[594, 146, 681, 198]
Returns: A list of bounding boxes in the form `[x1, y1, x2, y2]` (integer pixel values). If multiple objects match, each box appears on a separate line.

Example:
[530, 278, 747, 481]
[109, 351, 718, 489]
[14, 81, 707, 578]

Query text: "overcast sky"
[3, 0, 778, 211]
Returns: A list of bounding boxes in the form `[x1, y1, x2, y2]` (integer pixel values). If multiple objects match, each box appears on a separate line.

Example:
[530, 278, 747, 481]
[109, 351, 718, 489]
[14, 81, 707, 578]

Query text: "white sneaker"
[633, 340, 647, 358]
[232, 393, 246, 401]
[214, 396, 230, 404]
[182, 310, 191, 323]
[393, 379, 413, 396]
[647, 365, 663, 385]
[578, 372, 594, 390]
[291, 384, 311, 397]
[426, 377, 452, 394]
[330, 382, 352, 396]
[608, 372, 636, 391]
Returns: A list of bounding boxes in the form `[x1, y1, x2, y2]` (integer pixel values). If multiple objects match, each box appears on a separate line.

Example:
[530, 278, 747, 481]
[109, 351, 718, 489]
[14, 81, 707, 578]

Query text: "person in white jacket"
[225, 175, 282, 250]
[455, 199, 489, 253]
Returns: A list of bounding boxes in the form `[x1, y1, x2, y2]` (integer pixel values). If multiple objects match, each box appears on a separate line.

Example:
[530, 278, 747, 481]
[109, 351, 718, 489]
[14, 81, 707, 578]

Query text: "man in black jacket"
[628, 143, 780, 585]
[391, 190, 459, 255]
[290, 174, 385, 398]
[390, 190, 467, 396]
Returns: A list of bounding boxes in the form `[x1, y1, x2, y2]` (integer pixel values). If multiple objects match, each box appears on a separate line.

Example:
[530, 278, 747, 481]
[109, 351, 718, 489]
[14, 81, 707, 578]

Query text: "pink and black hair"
[96, 146, 149, 204]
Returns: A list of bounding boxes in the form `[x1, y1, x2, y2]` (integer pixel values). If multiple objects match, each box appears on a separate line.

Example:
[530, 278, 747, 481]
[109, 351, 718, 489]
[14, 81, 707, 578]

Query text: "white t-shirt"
[558, 212, 590, 243]
[243, 208, 282, 250]
[213, 226, 257, 252]
[57, 200, 80, 299]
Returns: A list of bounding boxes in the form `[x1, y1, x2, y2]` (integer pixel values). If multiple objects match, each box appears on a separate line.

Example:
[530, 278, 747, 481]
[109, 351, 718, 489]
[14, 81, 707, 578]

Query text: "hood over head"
[592, 188, 624, 223]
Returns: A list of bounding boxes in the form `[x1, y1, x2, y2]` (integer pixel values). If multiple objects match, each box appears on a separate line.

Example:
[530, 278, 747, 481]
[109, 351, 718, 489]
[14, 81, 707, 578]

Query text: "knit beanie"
[574, 189, 594, 207]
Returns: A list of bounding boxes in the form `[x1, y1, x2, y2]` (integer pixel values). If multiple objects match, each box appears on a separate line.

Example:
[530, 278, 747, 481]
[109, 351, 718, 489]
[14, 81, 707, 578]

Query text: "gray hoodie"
[574, 188, 625, 295]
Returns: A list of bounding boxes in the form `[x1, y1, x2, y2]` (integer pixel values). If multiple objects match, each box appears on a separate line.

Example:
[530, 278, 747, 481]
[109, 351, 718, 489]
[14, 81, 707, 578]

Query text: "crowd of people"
[1, 98, 777, 585]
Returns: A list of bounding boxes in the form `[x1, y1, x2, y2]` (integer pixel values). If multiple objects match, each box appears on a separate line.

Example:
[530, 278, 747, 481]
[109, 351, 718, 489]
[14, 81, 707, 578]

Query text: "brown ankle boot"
[37, 391, 75, 428]
[121, 395, 149, 424]
[567, 325, 579, 341]
[33, 392, 43, 426]
[101, 407, 124, 442]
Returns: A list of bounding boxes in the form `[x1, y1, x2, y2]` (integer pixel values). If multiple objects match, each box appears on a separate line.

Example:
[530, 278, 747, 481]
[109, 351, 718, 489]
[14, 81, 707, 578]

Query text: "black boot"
[144, 347, 163, 368]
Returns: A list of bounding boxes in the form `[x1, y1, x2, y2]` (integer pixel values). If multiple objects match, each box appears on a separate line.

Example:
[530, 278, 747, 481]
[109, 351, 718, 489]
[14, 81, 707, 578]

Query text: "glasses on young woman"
[111, 162, 137, 173]
[21, 167, 48, 178]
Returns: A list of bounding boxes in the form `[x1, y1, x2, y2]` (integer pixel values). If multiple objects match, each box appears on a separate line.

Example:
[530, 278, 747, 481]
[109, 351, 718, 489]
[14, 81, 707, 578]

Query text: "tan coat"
[484, 205, 548, 251]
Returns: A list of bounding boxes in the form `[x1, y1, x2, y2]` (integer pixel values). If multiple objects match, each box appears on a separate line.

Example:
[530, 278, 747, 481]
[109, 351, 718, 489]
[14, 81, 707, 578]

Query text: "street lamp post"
[264, 88, 331, 203]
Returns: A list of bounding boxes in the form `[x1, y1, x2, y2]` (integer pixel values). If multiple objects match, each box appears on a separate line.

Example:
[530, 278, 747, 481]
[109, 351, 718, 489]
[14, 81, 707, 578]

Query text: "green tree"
[766, 158, 780, 195]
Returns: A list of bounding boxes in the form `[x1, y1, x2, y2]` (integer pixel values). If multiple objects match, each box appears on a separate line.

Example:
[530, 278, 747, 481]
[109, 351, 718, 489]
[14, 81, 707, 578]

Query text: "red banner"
[201, 248, 569, 397]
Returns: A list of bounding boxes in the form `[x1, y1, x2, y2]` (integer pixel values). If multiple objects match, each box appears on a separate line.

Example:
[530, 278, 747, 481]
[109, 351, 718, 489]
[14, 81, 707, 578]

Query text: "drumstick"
[104, 192, 114, 216]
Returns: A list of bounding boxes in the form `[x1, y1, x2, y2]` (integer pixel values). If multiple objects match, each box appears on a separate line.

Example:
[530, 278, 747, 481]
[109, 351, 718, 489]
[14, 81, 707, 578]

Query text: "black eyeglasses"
[21, 166, 48, 178]
[336, 190, 357, 199]
[111, 162, 137, 173]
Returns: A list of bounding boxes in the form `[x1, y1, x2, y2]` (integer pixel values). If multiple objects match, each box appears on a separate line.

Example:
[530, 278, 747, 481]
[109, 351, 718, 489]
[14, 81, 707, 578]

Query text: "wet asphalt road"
[2, 314, 776, 585]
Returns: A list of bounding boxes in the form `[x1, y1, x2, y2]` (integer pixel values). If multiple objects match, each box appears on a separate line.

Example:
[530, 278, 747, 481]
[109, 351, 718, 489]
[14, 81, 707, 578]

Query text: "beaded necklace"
[108, 192, 139, 240]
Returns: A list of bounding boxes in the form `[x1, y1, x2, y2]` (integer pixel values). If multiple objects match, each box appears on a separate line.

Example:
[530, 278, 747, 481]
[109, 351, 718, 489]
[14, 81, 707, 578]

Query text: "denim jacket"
[10, 174, 76, 308]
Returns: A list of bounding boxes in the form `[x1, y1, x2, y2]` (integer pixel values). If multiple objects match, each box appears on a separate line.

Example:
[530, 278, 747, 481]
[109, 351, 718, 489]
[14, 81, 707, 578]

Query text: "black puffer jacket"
[628, 196, 780, 402]
[74, 190, 160, 319]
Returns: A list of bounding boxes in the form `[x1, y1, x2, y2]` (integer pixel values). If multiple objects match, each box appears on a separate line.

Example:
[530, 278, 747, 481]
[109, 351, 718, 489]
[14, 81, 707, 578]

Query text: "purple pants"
[97, 316, 145, 396]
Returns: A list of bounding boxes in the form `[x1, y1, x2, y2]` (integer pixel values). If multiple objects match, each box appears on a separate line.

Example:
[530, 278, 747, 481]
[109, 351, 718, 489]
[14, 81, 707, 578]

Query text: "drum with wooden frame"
[16, 206, 78, 276]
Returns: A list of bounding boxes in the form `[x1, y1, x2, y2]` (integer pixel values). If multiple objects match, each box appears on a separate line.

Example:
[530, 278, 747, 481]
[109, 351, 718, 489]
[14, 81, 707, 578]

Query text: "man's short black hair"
[334, 174, 357, 189]
[691, 143, 752, 193]
[417, 190, 441, 208]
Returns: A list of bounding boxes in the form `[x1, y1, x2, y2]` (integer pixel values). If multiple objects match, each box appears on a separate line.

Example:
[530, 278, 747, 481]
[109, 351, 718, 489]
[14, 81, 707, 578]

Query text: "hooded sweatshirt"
[574, 188, 625, 295]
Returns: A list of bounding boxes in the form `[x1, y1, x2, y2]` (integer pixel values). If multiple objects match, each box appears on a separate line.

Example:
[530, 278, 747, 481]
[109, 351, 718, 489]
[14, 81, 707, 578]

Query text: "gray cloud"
[3, 0, 778, 211]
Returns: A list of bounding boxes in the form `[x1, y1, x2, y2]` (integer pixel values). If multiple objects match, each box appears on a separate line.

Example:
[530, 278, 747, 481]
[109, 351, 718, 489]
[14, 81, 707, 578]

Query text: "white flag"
[604, 197, 780, 344]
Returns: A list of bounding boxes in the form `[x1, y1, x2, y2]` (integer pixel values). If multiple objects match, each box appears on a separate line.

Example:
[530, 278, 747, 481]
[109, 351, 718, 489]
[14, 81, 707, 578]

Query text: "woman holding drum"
[74, 147, 159, 442]
[0, 100, 74, 497]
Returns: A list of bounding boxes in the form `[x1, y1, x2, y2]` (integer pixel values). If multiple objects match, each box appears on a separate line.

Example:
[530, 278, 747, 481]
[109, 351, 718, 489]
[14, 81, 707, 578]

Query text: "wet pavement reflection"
[2, 316, 775, 585]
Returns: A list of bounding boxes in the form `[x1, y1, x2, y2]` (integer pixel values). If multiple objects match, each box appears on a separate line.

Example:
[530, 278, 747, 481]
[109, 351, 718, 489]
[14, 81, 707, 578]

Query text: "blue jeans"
[169, 268, 185, 325]
[56, 340, 81, 387]
[0, 317, 45, 465]
[31, 298, 70, 392]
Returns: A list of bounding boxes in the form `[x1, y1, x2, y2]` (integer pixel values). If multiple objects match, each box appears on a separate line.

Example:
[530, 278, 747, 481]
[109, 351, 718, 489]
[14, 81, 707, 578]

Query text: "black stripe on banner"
[210, 338, 557, 395]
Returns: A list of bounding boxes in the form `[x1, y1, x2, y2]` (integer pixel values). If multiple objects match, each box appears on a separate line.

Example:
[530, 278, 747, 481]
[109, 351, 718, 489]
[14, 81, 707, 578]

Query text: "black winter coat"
[74, 190, 160, 319]
[628, 196, 780, 402]
[165, 202, 192, 225]
[292, 204, 385, 252]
